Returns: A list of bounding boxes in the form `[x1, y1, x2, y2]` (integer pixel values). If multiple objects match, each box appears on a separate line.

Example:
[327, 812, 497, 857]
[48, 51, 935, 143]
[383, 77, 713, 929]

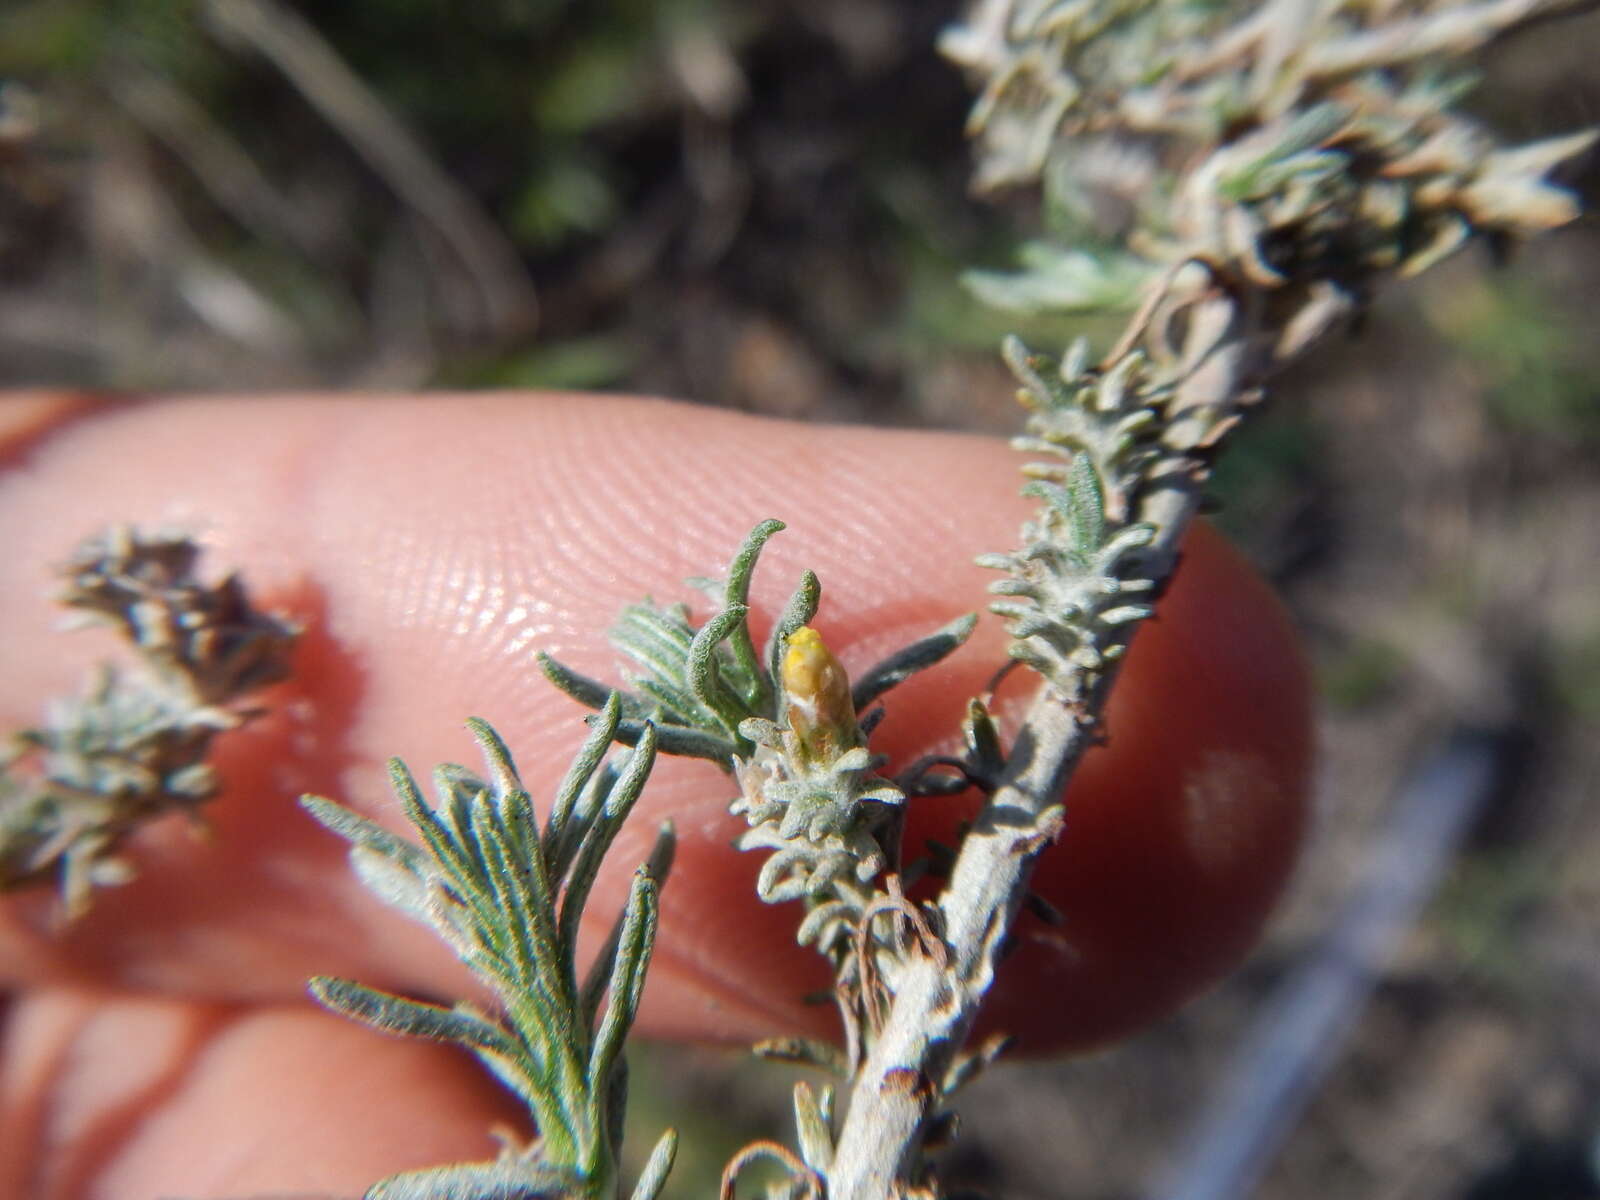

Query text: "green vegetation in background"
[1547, 625, 1600, 723]
[1425, 273, 1600, 445]
[1318, 636, 1406, 712]
[0, 0, 748, 255]
[620, 1044, 792, 1199]
[1431, 850, 1552, 994]
[446, 334, 636, 391]
[1204, 410, 1319, 547]
[873, 165, 1126, 359]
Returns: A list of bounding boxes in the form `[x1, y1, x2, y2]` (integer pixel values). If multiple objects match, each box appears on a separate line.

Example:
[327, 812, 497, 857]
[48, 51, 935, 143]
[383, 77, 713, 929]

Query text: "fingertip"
[0, 394, 1308, 1061]
[0, 988, 530, 1200]
[0, 392, 112, 468]
[0, 395, 1028, 1016]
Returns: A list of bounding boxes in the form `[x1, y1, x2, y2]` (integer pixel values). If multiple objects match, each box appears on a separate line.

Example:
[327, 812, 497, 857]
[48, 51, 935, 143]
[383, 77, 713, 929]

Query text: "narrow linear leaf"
[536, 650, 639, 717]
[1001, 333, 1048, 404]
[374, 765, 524, 979]
[615, 603, 696, 652]
[751, 1037, 850, 1076]
[588, 867, 659, 1090]
[412, 763, 490, 882]
[616, 719, 734, 765]
[794, 1081, 835, 1172]
[558, 726, 659, 963]
[299, 793, 427, 875]
[629, 1128, 679, 1200]
[549, 759, 617, 880]
[943, 1033, 1014, 1095]
[349, 844, 434, 925]
[605, 1051, 632, 1169]
[308, 976, 516, 1056]
[478, 796, 563, 998]
[367, 1159, 586, 1200]
[580, 821, 675, 1029]
[306, 706, 672, 1197]
[1066, 451, 1106, 553]
[964, 698, 1007, 779]
[399, 785, 477, 891]
[601, 724, 659, 823]
[764, 569, 821, 685]
[424, 781, 528, 960]
[635, 677, 705, 723]
[722, 519, 786, 709]
[851, 612, 979, 711]
[612, 606, 697, 684]
[547, 693, 622, 862]
[686, 604, 751, 734]
[465, 717, 528, 809]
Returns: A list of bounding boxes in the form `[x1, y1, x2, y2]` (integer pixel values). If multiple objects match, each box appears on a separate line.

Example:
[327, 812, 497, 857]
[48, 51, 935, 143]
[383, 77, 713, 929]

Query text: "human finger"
[0, 395, 1309, 1051]
[0, 985, 527, 1200]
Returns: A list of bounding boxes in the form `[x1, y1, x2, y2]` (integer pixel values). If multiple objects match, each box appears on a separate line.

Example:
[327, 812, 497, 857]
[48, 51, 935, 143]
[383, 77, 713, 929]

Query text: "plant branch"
[0, 527, 298, 916]
[825, 315, 1222, 1200]
[821, 0, 1597, 1190]
[302, 700, 678, 1200]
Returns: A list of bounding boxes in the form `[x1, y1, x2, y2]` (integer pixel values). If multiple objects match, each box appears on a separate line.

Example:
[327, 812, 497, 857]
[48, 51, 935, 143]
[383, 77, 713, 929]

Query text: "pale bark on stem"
[827, 472, 1208, 1200]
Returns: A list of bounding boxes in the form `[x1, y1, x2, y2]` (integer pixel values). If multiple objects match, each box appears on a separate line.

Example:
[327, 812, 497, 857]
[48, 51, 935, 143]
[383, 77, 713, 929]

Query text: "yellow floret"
[782, 626, 858, 758]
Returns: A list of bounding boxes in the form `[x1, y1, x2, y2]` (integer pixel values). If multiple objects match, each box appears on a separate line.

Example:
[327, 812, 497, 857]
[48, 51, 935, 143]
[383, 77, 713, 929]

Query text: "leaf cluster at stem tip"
[538, 519, 978, 770]
[300, 697, 676, 1200]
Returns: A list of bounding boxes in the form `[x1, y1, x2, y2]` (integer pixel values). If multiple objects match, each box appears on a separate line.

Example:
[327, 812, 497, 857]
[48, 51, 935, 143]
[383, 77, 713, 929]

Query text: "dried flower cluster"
[0, 527, 297, 915]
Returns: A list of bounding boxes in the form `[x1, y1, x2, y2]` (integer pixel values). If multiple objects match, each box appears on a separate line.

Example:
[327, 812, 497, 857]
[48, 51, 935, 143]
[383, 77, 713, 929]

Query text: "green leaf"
[366, 1158, 587, 1200]
[751, 1037, 850, 1076]
[612, 605, 698, 695]
[308, 977, 516, 1057]
[686, 604, 751, 735]
[793, 1081, 836, 1172]
[538, 653, 641, 718]
[964, 243, 1151, 315]
[1065, 452, 1106, 554]
[557, 726, 657, 978]
[629, 1128, 679, 1200]
[579, 822, 675, 1030]
[617, 719, 734, 764]
[963, 698, 1007, 781]
[851, 612, 978, 711]
[465, 717, 529, 810]
[547, 693, 624, 872]
[300, 792, 427, 876]
[721, 519, 787, 710]
[764, 569, 822, 687]
[348, 844, 433, 925]
[588, 866, 659, 1092]
[305, 711, 675, 1199]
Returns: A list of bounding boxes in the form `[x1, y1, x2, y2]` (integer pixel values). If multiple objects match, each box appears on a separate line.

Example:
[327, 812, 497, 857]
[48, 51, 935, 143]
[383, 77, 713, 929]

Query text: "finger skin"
[0, 987, 528, 1199]
[0, 394, 1311, 1051]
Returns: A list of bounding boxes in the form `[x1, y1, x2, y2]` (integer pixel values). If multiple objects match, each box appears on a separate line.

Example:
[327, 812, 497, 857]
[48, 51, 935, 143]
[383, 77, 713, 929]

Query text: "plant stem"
[826, 0, 1599, 1170]
[827, 460, 1206, 1199]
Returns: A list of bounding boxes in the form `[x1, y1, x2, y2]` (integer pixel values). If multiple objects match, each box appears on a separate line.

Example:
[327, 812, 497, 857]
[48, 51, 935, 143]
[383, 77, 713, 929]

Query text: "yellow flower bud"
[782, 626, 859, 760]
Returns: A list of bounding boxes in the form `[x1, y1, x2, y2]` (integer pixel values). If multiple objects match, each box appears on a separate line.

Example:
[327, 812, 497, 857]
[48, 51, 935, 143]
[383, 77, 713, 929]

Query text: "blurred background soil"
[3, 1, 1598, 1196]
